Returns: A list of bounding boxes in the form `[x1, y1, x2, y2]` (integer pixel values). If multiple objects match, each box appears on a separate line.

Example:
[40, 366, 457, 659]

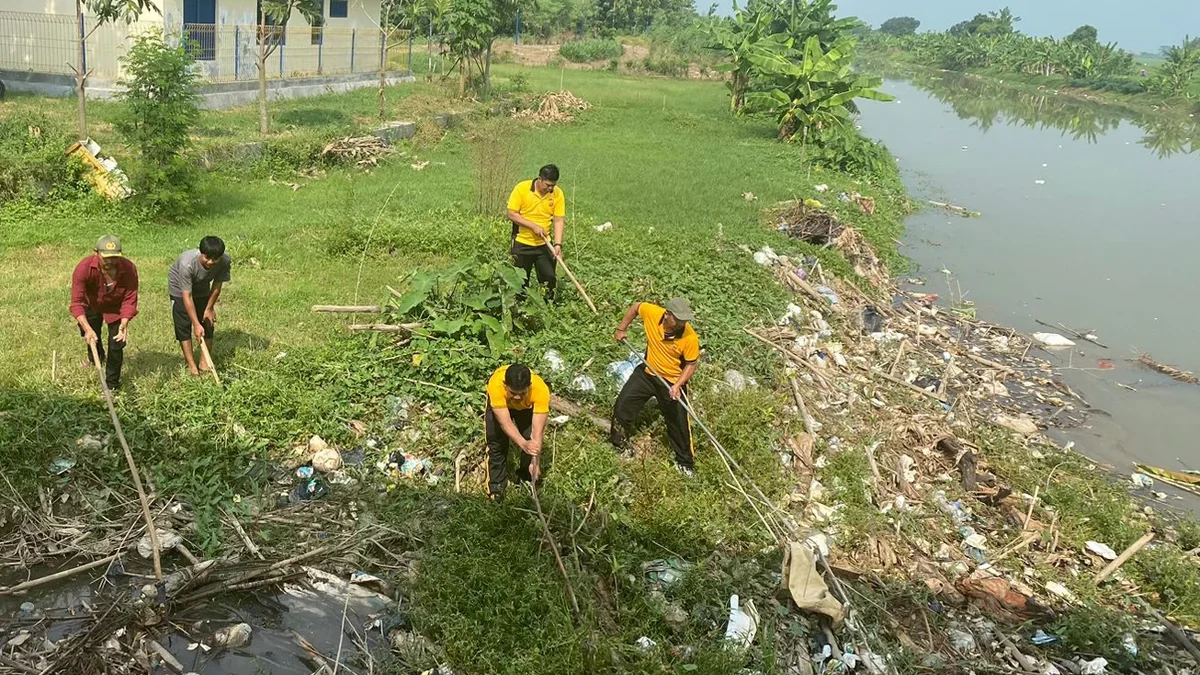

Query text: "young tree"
[74, 0, 160, 139]
[256, 0, 323, 134]
[375, 0, 422, 119]
[1153, 36, 1200, 96]
[115, 32, 201, 218]
[1065, 24, 1097, 44]
[445, 0, 496, 96]
[878, 16, 919, 36]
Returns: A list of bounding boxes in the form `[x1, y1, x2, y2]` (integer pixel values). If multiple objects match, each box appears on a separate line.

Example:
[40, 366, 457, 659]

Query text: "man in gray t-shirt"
[168, 236, 231, 376]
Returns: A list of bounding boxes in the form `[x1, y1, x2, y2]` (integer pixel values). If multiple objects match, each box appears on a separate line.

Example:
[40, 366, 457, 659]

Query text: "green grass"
[0, 65, 910, 675]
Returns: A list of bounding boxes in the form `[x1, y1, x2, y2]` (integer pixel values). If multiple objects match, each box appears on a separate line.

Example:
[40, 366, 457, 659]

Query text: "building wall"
[0, 0, 385, 83]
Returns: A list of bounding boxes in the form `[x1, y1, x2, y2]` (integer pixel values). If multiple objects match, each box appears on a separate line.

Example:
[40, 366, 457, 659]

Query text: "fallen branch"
[0, 654, 40, 675]
[857, 363, 947, 404]
[224, 510, 264, 561]
[0, 552, 122, 596]
[928, 200, 980, 216]
[550, 394, 611, 434]
[1035, 319, 1108, 349]
[1135, 597, 1200, 666]
[530, 479, 582, 623]
[1137, 354, 1199, 386]
[1094, 532, 1155, 583]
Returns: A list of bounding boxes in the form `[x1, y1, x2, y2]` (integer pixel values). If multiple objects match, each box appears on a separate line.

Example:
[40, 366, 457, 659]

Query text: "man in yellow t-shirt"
[611, 297, 702, 477]
[485, 363, 551, 502]
[505, 164, 565, 299]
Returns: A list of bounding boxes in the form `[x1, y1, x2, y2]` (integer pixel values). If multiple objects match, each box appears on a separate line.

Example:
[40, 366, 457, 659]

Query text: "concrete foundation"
[0, 70, 415, 110]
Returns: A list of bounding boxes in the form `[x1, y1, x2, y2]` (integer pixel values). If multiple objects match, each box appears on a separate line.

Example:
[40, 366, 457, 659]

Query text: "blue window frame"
[330, 0, 348, 18]
[182, 0, 216, 61]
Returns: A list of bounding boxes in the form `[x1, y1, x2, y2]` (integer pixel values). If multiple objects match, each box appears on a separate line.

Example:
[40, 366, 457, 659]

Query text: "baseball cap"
[96, 235, 123, 258]
[664, 297, 695, 322]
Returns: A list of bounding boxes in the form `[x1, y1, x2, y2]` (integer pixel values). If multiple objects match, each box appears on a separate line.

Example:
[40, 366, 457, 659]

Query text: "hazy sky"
[828, 0, 1199, 53]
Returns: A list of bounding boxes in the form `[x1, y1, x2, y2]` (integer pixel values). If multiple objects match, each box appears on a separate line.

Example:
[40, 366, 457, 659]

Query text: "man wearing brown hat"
[70, 235, 139, 390]
[611, 297, 701, 477]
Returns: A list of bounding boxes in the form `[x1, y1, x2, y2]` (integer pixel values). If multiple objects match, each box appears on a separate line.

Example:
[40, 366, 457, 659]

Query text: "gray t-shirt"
[168, 249, 231, 298]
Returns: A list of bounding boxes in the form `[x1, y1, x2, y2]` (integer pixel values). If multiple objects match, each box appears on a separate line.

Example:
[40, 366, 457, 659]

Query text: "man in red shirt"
[70, 235, 139, 390]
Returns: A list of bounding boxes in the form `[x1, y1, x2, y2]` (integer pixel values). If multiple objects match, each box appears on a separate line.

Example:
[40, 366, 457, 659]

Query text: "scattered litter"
[410, 161, 430, 171]
[947, 626, 976, 653]
[781, 541, 845, 624]
[289, 477, 329, 502]
[351, 571, 384, 586]
[645, 558, 691, 590]
[138, 529, 183, 558]
[814, 184, 829, 192]
[77, 434, 105, 452]
[212, 623, 252, 649]
[1032, 332, 1075, 347]
[607, 357, 639, 387]
[543, 349, 565, 372]
[722, 369, 756, 392]
[594, 221, 613, 232]
[1031, 629, 1058, 645]
[67, 139, 132, 199]
[635, 636, 657, 651]
[743, 192, 757, 201]
[1122, 633, 1138, 657]
[1079, 657, 1108, 674]
[572, 374, 596, 392]
[815, 285, 840, 305]
[723, 594, 759, 649]
[312, 448, 344, 473]
[296, 466, 315, 480]
[7, 631, 31, 647]
[861, 306, 884, 334]
[19, 602, 36, 615]
[1034, 179, 1046, 185]
[550, 415, 570, 426]
[1130, 472, 1154, 488]
[51, 458, 76, 475]
[1097, 359, 1115, 370]
[386, 396, 412, 429]
[1044, 581, 1078, 604]
[1085, 541, 1118, 561]
[992, 413, 1038, 436]
[778, 303, 806, 326]
[386, 452, 433, 480]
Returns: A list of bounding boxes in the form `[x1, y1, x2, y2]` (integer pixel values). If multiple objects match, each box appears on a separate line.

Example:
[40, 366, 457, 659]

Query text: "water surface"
[856, 72, 1200, 478]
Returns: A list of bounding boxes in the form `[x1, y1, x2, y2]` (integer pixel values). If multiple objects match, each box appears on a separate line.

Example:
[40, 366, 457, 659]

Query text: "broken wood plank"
[347, 323, 423, 333]
[1094, 532, 1155, 583]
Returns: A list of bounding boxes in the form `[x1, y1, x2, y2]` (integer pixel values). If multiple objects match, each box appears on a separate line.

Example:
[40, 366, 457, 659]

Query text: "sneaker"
[676, 465, 695, 479]
[613, 445, 634, 460]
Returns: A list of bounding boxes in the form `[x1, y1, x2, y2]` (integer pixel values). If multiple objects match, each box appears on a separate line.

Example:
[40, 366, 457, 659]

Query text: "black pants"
[610, 365, 694, 469]
[485, 406, 538, 497]
[171, 295, 213, 342]
[80, 315, 124, 390]
[511, 241, 557, 299]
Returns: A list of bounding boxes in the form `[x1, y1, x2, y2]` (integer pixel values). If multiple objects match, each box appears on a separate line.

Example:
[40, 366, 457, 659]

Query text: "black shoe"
[676, 464, 695, 479]
[613, 445, 634, 460]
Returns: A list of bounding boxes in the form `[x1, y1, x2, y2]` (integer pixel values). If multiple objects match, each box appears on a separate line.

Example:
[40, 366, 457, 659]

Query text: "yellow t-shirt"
[639, 303, 701, 383]
[487, 365, 551, 413]
[507, 179, 565, 247]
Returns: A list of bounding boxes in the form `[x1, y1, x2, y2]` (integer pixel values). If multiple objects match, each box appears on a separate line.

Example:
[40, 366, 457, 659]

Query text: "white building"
[0, 1, 400, 104]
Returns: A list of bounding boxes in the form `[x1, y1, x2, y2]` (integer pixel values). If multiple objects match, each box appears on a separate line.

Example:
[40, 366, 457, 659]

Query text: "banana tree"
[744, 35, 893, 141]
[707, 0, 773, 112]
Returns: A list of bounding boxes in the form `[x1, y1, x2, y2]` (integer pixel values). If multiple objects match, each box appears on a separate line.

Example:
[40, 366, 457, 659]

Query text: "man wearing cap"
[485, 363, 551, 502]
[70, 235, 139, 390]
[505, 164, 565, 299]
[168, 236, 231, 376]
[611, 298, 701, 477]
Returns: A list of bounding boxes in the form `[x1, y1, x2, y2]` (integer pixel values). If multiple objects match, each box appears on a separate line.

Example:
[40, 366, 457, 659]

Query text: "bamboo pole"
[198, 340, 221, 385]
[347, 323, 423, 332]
[0, 552, 122, 596]
[312, 305, 384, 313]
[542, 235, 598, 314]
[1094, 532, 1155, 583]
[88, 341, 163, 584]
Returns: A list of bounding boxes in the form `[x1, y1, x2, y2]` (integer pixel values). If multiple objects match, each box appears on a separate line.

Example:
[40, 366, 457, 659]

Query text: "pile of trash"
[320, 135, 394, 168]
[734, 222, 1200, 672]
[510, 90, 592, 123]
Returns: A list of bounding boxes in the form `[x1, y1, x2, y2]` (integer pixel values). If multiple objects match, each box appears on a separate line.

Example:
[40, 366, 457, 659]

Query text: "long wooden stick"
[312, 305, 383, 313]
[0, 552, 121, 595]
[347, 323, 423, 332]
[529, 474, 582, 622]
[88, 341, 163, 583]
[198, 339, 221, 385]
[1094, 532, 1155, 583]
[543, 235, 598, 314]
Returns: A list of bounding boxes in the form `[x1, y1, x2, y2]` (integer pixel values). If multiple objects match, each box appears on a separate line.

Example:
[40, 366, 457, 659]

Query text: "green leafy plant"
[0, 114, 90, 205]
[115, 31, 202, 220]
[558, 38, 624, 63]
[391, 257, 546, 355]
[744, 35, 893, 141]
[445, 0, 497, 96]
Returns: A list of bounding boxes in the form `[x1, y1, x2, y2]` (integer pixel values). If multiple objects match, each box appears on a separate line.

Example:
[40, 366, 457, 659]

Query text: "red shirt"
[69, 255, 139, 324]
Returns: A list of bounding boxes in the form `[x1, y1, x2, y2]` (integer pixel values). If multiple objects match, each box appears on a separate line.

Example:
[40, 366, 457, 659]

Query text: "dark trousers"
[610, 365, 694, 469]
[485, 406, 537, 497]
[511, 241, 557, 299]
[80, 315, 124, 390]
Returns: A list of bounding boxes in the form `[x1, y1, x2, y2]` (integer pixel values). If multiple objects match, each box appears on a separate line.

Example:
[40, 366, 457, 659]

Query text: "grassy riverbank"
[4, 64, 1200, 674]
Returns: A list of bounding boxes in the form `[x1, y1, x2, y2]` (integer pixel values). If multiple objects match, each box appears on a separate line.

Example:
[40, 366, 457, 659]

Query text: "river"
[856, 71, 1200, 486]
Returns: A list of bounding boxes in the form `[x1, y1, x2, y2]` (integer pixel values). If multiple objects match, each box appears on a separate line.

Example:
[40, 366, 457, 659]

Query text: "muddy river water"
[856, 71, 1200, 478]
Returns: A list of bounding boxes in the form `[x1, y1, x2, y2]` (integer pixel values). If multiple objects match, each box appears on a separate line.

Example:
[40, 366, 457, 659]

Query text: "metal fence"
[0, 11, 406, 83]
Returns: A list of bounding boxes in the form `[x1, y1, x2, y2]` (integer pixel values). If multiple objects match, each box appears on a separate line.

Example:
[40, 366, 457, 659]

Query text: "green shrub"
[808, 129, 897, 182]
[559, 39, 624, 63]
[115, 31, 202, 220]
[641, 54, 689, 77]
[0, 113, 90, 205]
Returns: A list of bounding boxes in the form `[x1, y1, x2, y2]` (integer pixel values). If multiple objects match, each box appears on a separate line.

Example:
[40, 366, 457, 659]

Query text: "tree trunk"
[484, 41, 492, 93]
[258, 48, 269, 135]
[75, 0, 88, 139]
[379, 39, 388, 120]
[458, 58, 466, 97]
[427, 24, 433, 79]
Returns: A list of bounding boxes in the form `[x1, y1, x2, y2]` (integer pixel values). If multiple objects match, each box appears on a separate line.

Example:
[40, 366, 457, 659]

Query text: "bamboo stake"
[224, 509, 264, 560]
[198, 339, 221, 385]
[1094, 532, 1155, 583]
[312, 305, 383, 313]
[542, 235, 597, 314]
[347, 323, 423, 332]
[529, 470, 582, 622]
[88, 341, 163, 584]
